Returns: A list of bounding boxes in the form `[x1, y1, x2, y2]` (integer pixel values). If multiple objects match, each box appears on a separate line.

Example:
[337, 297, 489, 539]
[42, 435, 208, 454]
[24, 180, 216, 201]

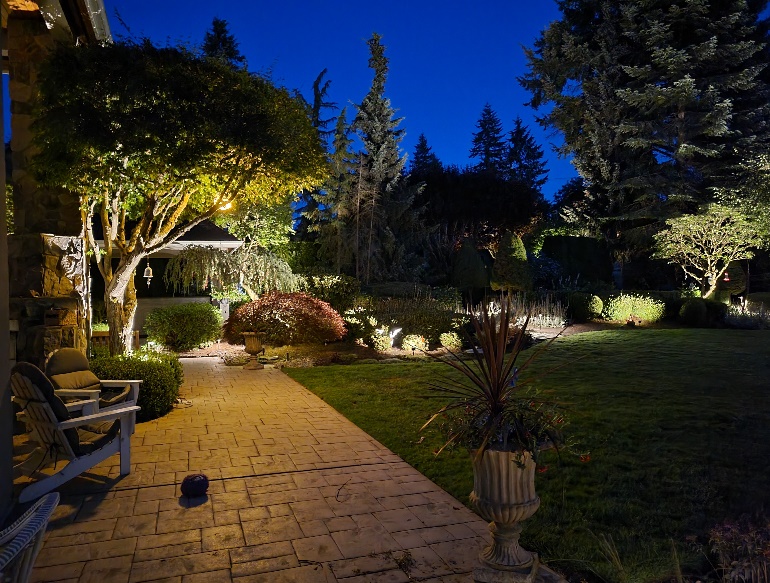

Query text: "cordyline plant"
[422, 296, 572, 464]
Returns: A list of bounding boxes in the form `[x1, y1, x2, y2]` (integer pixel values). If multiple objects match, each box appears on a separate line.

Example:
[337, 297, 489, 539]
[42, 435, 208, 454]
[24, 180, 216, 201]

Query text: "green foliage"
[470, 103, 507, 176]
[654, 205, 763, 298]
[370, 331, 392, 352]
[298, 274, 360, 312]
[451, 239, 490, 291]
[144, 302, 222, 352]
[439, 331, 463, 351]
[4, 183, 12, 235]
[602, 293, 665, 323]
[361, 295, 463, 346]
[342, 305, 379, 345]
[679, 298, 729, 328]
[32, 38, 326, 354]
[401, 334, 428, 352]
[201, 17, 246, 69]
[491, 231, 533, 292]
[710, 515, 770, 583]
[569, 292, 603, 323]
[165, 243, 298, 302]
[222, 292, 346, 346]
[89, 351, 183, 421]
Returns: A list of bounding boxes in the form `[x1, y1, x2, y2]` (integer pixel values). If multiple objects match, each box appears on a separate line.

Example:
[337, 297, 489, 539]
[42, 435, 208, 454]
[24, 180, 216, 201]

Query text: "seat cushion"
[45, 348, 90, 377]
[99, 385, 132, 408]
[49, 370, 102, 393]
[76, 419, 120, 454]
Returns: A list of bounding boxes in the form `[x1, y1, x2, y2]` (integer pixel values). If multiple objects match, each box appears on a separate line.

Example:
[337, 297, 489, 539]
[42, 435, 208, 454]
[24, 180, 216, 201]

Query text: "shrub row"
[89, 350, 183, 421]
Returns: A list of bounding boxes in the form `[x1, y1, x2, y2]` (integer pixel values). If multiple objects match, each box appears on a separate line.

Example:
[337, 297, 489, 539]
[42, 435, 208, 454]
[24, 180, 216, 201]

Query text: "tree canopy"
[32, 39, 327, 353]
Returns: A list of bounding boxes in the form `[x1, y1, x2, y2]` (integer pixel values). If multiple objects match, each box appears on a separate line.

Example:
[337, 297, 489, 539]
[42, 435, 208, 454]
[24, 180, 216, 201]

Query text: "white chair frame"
[0, 492, 59, 583]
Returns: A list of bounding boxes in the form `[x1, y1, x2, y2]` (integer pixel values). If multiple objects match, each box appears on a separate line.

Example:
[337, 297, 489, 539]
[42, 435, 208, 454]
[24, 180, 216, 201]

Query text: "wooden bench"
[91, 330, 140, 350]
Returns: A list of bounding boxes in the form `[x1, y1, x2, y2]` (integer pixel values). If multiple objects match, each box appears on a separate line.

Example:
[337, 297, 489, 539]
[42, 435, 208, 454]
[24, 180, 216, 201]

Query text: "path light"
[389, 328, 402, 347]
[143, 259, 153, 287]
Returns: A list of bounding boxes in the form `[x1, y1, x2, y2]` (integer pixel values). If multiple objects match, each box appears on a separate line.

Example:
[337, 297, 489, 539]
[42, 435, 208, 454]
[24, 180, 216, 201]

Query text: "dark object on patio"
[0, 492, 59, 583]
[181, 474, 209, 497]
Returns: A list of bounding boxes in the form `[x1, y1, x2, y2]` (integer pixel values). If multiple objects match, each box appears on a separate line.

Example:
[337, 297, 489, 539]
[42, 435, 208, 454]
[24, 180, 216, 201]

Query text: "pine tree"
[409, 133, 442, 177]
[521, 0, 770, 247]
[469, 104, 506, 176]
[201, 18, 246, 69]
[506, 117, 548, 190]
[352, 33, 418, 283]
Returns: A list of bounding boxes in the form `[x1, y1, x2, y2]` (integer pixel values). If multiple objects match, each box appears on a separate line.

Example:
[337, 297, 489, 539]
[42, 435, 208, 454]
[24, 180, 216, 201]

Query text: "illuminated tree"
[653, 205, 763, 298]
[33, 40, 326, 354]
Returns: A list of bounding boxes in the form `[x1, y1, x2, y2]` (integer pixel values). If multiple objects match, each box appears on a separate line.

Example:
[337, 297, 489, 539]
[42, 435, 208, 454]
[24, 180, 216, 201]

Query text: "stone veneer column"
[8, 9, 81, 236]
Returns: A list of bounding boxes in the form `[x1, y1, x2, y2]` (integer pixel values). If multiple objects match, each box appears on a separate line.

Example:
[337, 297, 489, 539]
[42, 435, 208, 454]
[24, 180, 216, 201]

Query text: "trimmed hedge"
[89, 351, 183, 421]
[568, 292, 603, 323]
[144, 302, 222, 352]
[679, 298, 728, 328]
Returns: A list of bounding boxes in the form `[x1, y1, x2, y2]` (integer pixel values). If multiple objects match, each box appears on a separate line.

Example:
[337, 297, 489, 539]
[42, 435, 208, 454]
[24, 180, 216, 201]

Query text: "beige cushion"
[49, 370, 102, 393]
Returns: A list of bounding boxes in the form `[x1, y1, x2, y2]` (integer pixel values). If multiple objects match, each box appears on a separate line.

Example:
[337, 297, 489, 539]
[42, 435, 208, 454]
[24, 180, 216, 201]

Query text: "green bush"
[705, 299, 728, 327]
[342, 305, 379, 344]
[440, 331, 463, 351]
[144, 302, 222, 352]
[298, 274, 361, 312]
[402, 334, 428, 352]
[370, 330, 392, 352]
[602, 293, 665, 323]
[679, 298, 709, 327]
[568, 292, 603, 323]
[222, 292, 346, 346]
[89, 351, 182, 421]
[362, 296, 463, 345]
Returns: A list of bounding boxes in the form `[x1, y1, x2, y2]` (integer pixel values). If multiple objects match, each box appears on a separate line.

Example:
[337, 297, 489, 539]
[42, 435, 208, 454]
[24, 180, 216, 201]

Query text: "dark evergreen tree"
[506, 117, 548, 190]
[352, 33, 424, 283]
[409, 133, 442, 176]
[469, 103, 507, 176]
[521, 0, 770, 252]
[201, 18, 246, 69]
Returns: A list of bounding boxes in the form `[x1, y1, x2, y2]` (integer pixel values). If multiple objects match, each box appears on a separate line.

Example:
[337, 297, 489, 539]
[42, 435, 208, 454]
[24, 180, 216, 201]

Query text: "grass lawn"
[285, 328, 770, 583]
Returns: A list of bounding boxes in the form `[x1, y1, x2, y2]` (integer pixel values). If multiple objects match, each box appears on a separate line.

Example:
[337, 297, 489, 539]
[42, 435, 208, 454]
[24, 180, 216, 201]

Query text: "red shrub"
[222, 292, 346, 346]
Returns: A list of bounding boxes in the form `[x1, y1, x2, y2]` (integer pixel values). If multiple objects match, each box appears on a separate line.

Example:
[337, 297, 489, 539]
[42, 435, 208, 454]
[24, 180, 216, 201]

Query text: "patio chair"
[0, 492, 59, 583]
[10, 362, 139, 504]
[45, 348, 141, 433]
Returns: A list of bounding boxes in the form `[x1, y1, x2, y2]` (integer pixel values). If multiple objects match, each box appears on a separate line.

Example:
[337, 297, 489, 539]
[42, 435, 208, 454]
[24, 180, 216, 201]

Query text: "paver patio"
[14, 357, 490, 582]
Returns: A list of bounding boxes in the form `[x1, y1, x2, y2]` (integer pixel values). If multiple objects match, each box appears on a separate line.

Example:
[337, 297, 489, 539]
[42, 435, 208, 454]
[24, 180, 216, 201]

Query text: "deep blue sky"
[108, 1, 578, 199]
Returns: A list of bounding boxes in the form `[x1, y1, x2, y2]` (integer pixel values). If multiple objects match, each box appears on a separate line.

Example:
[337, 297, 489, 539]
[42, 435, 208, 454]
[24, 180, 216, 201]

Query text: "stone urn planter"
[242, 332, 264, 370]
[471, 449, 540, 578]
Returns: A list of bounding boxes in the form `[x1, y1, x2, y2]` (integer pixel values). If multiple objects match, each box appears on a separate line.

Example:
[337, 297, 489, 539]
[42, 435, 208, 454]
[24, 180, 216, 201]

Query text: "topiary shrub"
[297, 274, 361, 312]
[679, 298, 709, 327]
[568, 292, 603, 323]
[440, 331, 463, 351]
[89, 351, 182, 421]
[144, 302, 222, 352]
[222, 292, 346, 346]
[402, 334, 428, 352]
[602, 293, 665, 323]
[704, 299, 728, 326]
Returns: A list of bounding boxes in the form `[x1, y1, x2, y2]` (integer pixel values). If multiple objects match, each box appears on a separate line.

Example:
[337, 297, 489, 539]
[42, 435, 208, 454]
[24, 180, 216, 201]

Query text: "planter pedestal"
[470, 450, 566, 583]
[242, 332, 264, 370]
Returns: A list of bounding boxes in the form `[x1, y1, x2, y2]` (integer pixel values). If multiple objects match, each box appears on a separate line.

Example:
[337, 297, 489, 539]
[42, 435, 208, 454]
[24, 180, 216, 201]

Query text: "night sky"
[84, 1, 583, 199]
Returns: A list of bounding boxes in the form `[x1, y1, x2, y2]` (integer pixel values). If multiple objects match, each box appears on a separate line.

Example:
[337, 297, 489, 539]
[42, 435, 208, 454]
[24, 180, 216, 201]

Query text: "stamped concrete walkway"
[20, 357, 490, 582]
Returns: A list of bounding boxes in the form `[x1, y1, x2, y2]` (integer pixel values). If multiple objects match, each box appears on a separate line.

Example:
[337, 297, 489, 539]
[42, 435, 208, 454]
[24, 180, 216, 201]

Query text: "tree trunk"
[105, 268, 139, 355]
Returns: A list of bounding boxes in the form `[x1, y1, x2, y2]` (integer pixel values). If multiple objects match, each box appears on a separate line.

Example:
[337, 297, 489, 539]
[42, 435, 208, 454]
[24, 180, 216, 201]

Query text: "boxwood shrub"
[89, 351, 183, 421]
[568, 292, 603, 323]
[144, 302, 222, 352]
[679, 298, 728, 327]
[602, 293, 665, 323]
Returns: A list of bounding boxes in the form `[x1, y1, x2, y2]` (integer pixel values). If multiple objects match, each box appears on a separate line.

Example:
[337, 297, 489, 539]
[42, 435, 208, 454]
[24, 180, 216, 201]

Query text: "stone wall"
[8, 234, 87, 367]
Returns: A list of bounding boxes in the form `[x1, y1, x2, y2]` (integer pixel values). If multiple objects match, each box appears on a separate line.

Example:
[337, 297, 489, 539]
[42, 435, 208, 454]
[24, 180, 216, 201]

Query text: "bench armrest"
[58, 405, 141, 429]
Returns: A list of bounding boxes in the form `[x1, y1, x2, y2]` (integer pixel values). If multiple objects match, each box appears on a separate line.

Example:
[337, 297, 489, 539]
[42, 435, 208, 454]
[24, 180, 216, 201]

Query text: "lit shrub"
[343, 305, 379, 344]
[89, 350, 183, 422]
[144, 302, 222, 352]
[222, 292, 346, 346]
[440, 331, 463, 351]
[402, 334, 428, 352]
[370, 330, 392, 352]
[568, 292, 603, 323]
[297, 274, 361, 312]
[602, 293, 665, 323]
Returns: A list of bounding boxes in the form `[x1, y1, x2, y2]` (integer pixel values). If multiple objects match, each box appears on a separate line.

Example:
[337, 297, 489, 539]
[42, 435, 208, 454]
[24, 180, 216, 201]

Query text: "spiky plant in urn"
[423, 296, 575, 583]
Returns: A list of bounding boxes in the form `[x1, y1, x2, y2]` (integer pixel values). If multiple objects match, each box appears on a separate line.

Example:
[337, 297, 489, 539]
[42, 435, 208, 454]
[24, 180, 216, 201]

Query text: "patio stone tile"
[241, 515, 303, 546]
[128, 550, 230, 583]
[135, 529, 201, 550]
[35, 537, 137, 567]
[182, 570, 232, 582]
[136, 485, 177, 502]
[266, 504, 292, 518]
[237, 507, 270, 522]
[292, 534, 343, 562]
[372, 508, 424, 532]
[232, 564, 333, 583]
[133, 499, 161, 516]
[210, 491, 252, 511]
[230, 541, 294, 564]
[46, 517, 117, 539]
[430, 538, 486, 574]
[230, 555, 299, 578]
[408, 502, 468, 528]
[328, 553, 401, 578]
[201, 524, 245, 551]
[78, 497, 137, 521]
[390, 530, 425, 550]
[80, 555, 133, 583]
[330, 524, 400, 559]
[113, 514, 157, 538]
[133, 542, 202, 562]
[342, 570, 410, 583]
[44, 530, 113, 549]
[213, 509, 241, 526]
[29, 562, 85, 582]
[289, 499, 336, 522]
[323, 516, 357, 533]
[299, 518, 329, 537]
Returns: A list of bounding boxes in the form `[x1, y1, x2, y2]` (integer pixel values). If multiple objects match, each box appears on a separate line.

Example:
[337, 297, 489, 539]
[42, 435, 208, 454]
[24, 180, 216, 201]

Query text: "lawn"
[285, 328, 770, 583]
